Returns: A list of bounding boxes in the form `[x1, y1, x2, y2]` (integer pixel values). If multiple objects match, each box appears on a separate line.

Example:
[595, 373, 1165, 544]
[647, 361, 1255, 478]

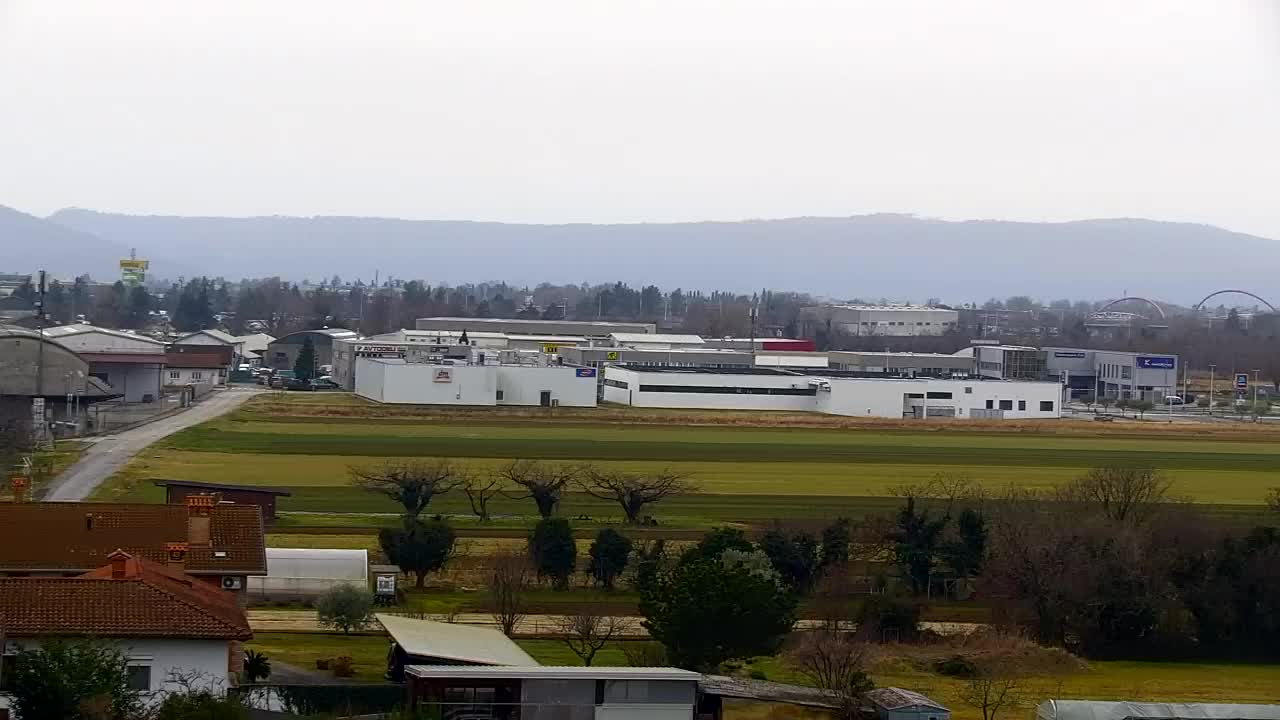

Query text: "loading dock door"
[540, 391, 552, 407]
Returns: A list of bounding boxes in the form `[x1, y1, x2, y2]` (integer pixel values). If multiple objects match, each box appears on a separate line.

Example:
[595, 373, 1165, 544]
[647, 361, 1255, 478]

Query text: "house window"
[1018, 400, 1027, 410]
[999, 400, 1013, 410]
[191, 371, 203, 380]
[1040, 401, 1055, 411]
[169, 371, 180, 380]
[964, 387, 973, 394]
[126, 665, 151, 692]
[985, 399, 994, 409]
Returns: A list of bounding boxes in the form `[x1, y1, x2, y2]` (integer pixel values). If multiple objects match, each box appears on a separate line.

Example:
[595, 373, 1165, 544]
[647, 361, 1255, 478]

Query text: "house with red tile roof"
[0, 549, 251, 698]
[0, 496, 267, 601]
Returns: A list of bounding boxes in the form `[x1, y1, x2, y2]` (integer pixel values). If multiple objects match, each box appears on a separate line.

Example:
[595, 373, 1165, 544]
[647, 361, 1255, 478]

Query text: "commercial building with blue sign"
[1044, 347, 1179, 402]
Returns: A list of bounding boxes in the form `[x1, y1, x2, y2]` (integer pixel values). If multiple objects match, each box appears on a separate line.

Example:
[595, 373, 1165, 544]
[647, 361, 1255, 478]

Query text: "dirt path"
[43, 387, 263, 501]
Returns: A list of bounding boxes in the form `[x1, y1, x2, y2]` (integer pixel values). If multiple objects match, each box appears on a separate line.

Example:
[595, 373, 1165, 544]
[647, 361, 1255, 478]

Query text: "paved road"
[246, 609, 979, 638]
[43, 387, 263, 501]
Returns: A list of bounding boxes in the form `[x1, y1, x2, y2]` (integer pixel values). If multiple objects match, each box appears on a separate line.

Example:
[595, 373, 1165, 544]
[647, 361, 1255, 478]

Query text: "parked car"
[310, 377, 340, 390]
[284, 377, 313, 391]
[1164, 395, 1184, 405]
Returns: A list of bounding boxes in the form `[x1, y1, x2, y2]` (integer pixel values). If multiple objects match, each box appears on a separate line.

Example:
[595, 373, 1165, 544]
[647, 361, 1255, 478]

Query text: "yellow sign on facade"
[542, 344, 560, 353]
[606, 351, 619, 361]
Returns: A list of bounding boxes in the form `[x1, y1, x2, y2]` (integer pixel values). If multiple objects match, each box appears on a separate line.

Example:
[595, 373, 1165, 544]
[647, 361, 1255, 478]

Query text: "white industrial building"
[356, 358, 598, 407]
[42, 323, 168, 402]
[602, 366, 1062, 419]
[801, 304, 960, 337]
[1043, 347, 1179, 401]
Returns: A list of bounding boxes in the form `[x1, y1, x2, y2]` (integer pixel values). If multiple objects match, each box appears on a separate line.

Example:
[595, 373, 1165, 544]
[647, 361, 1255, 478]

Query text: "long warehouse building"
[602, 366, 1061, 419]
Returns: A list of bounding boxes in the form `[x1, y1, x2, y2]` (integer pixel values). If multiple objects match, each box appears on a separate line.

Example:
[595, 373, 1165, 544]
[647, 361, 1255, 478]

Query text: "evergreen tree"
[529, 517, 577, 590]
[588, 528, 633, 590]
[293, 336, 317, 381]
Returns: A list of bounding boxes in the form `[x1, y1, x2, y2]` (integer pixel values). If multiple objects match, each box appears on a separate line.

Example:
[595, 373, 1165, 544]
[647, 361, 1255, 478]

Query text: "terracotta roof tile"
[0, 553, 251, 640]
[0, 502, 266, 575]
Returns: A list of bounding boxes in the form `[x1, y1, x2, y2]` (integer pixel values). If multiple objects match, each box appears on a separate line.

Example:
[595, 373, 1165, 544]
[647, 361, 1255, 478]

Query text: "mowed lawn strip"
[103, 447, 1280, 507]
[160, 423, 1280, 471]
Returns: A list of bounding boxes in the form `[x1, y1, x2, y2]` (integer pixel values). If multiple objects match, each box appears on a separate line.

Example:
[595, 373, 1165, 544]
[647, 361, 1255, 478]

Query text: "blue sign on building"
[575, 368, 597, 378]
[1135, 356, 1176, 369]
[1235, 373, 1249, 390]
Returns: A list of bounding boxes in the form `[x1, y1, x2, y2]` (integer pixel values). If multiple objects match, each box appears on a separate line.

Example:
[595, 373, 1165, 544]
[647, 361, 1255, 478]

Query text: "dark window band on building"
[603, 379, 629, 389]
[638, 384, 817, 396]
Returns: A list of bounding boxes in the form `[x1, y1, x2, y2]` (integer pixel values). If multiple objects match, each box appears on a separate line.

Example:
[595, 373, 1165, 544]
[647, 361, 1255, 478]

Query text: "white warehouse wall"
[496, 366, 597, 407]
[380, 362, 496, 405]
[354, 357, 388, 402]
[607, 367, 1063, 420]
[602, 367, 816, 412]
[357, 359, 598, 407]
[816, 379, 923, 417]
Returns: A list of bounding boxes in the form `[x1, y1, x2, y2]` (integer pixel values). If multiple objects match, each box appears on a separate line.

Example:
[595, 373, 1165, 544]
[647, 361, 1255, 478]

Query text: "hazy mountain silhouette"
[0, 205, 135, 281]
[27, 208, 1280, 303]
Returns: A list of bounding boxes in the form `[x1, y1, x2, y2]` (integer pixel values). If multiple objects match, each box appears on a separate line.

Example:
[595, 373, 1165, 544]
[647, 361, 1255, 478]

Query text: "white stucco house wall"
[0, 550, 252, 701]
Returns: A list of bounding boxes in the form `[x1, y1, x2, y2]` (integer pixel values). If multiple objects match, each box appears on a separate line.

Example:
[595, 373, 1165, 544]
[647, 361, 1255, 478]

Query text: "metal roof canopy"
[378, 614, 538, 667]
[405, 665, 700, 681]
[1037, 701, 1280, 720]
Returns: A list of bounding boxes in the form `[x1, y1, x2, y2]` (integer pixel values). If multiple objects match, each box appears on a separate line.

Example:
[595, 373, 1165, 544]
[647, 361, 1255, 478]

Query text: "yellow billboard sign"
[119, 259, 150, 271]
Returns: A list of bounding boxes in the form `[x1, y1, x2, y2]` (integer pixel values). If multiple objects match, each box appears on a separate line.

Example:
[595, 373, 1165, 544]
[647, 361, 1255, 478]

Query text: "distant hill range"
[2, 205, 1277, 304]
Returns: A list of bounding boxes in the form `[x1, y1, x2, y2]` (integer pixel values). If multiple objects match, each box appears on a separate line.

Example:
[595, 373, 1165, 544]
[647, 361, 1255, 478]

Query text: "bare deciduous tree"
[1266, 487, 1280, 514]
[1056, 465, 1172, 524]
[959, 667, 1024, 720]
[499, 459, 577, 518]
[786, 631, 874, 718]
[461, 471, 503, 522]
[349, 459, 462, 526]
[557, 611, 626, 666]
[488, 550, 530, 637]
[578, 467, 689, 524]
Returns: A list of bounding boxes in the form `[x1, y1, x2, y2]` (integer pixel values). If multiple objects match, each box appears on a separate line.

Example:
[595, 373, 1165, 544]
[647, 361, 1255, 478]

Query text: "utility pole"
[1209, 364, 1216, 417]
[35, 271, 47, 436]
[1253, 369, 1262, 417]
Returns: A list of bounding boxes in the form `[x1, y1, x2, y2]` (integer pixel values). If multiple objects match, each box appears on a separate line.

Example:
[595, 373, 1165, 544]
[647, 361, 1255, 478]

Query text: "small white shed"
[246, 548, 369, 601]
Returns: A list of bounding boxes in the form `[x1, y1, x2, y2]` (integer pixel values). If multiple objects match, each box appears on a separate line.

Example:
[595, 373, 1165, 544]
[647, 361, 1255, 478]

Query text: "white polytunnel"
[246, 548, 369, 600]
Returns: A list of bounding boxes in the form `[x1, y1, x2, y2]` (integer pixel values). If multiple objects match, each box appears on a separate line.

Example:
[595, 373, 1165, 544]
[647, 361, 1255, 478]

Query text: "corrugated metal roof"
[378, 614, 538, 666]
[865, 687, 949, 712]
[405, 665, 700, 681]
[41, 323, 167, 345]
[610, 333, 705, 344]
[1037, 701, 1280, 720]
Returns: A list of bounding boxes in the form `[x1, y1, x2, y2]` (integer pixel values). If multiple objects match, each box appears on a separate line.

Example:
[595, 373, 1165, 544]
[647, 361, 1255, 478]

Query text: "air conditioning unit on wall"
[221, 576, 243, 590]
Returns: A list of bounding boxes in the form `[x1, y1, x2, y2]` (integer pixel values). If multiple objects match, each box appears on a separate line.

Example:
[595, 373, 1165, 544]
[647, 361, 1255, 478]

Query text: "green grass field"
[97, 395, 1280, 528]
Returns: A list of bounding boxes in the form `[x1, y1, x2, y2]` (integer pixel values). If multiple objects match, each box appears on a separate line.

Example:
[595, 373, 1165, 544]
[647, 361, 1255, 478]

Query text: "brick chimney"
[187, 494, 216, 546]
[9, 474, 27, 503]
[108, 549, 131, 579]
[166, 541, 189, 569]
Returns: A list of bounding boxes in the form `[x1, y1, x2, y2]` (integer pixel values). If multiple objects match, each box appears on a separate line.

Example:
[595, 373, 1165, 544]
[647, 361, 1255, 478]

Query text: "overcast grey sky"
[1, 1, 1277, 237]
